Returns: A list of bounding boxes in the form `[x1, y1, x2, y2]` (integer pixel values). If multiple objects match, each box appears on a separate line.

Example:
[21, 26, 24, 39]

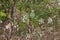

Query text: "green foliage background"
[0, 0, 60, 35]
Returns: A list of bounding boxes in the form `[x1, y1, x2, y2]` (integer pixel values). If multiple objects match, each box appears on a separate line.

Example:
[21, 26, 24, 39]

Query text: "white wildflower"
[31, 10, 34, 12]
[39, 18, 44, 24]
[22, 13, 29, 22]
[30, 10, 35, 18]
[48, 17, 53, 23]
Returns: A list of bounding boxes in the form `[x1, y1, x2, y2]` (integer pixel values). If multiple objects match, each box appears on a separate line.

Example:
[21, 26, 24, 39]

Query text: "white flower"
[48, 17, 53, 23]
[39, 18, 44, 24]
[22, 13, 29, 22]
[30, 13, 35, 18]
[31, 10, 34, 12]
[30, 10, 35, 18]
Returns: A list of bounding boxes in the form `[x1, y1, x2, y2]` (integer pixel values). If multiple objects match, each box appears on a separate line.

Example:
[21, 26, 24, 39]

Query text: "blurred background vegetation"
[0, 0, 60, 40]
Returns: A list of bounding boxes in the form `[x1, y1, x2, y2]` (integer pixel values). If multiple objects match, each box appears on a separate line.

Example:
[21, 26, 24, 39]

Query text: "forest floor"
[0, 25, 60, 40]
